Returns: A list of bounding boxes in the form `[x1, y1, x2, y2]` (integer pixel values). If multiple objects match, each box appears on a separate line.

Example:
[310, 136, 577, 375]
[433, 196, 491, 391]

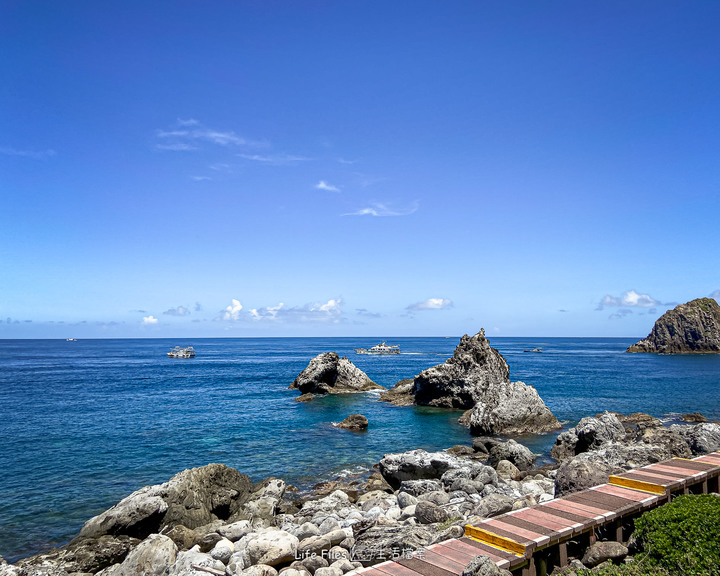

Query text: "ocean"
[1, 336, 719, 562]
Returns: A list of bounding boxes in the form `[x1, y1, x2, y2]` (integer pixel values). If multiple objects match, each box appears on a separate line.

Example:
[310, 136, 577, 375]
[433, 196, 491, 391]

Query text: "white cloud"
[407, 298, 453, 311]
[156, 143, 198, 151]
[155, 120, 257, 151]
[142, 315, 159, 325]
[163, 306, 191, 317]
[177, 118, 199, 126]
[192, 176, 212, 181]
[315, 180, 340, 192]
[0, 146, 56, 159]
[596, 290, 664, 310]
[344, 202, 418, 217]
[710, 290, 720, 302]
[249, 303, 285, 320]
[223, 299, 243, 321]
[238, 153, 310, 165]
[609, 309, 633, 320]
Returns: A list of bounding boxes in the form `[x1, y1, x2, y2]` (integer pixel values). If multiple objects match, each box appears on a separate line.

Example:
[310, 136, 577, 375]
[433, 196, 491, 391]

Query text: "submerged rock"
[627, 297, 720, 353]
[335, 414, 368, 431]
[289, 353, 383, 396]
[378, 380, 414, 406]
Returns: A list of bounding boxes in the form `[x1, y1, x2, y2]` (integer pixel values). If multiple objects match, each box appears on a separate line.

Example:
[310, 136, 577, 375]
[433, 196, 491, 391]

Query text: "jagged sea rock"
[289, 353, 383, 395]
[78, 464, 254, 540]
[627, 298, 720, 353]
[335, 414, 368, 431]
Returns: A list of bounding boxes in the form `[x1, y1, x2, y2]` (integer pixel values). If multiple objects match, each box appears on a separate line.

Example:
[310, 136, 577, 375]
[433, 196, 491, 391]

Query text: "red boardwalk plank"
[622, 469, 684, 485]
[647, 463, 708, 478]
[565, 491, 632, 516]
[482, 517, 550, 546]
[428, 542, 477, 564]
[664, 458, 717, 471]
[416, 549, 465, 573]
[543, 498, 606, 521]
[373, 563, 426, 576]
[496, 514, 557, 536]
[357, 569, 390, 576]
[398, 557, 458, 576]
[641, 465, 694, 479]
[512, 508, 580, 535]
[537, 502, 594, 526]
[592, 484, 661, 505]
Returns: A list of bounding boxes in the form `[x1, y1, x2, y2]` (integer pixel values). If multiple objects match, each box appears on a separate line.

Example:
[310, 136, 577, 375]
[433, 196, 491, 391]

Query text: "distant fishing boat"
[167, 346, 195, 358]
[354, 341, 401, 355]
[523, 347, 543, 353]
[66, 338, 77, 342]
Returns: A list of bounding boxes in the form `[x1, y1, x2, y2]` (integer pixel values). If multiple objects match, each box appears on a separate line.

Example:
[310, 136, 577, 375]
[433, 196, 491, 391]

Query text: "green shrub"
[632, 494, 720, 576]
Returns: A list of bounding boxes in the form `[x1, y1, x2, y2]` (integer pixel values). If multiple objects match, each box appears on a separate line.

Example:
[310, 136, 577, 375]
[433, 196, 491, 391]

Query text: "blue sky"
[2, 1, 719, 338]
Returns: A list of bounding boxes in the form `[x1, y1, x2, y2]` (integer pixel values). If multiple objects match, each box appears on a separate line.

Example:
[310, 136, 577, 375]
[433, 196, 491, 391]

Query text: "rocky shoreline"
[2, 412, 719, 576]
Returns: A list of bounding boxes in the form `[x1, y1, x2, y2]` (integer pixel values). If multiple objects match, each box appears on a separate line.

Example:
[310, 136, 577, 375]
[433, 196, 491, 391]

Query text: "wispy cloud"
[407, 298, 453, 311]
[596, 290, 671, 311]
[238, 153, 310, 165]
[710, 290, 720, 303]
[155, 120, 259, 151]
[344, 202, 418, 217]
[609, 309, 633, 320]
[315, 180, 340, 192]
[192, 176, 212, 181]
[163, 306, 191, 317]
[338, 158, 358, 165]
[0, 146, 56, 159]
[142, 315, 159, 325]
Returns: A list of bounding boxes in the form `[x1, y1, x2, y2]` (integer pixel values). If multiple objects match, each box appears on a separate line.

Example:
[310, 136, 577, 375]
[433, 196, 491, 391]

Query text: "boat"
[167, 346, 196, 358]
[66, 338, 77, 342]
[523, 347, 543, 353]
[354, 341, 401, 355]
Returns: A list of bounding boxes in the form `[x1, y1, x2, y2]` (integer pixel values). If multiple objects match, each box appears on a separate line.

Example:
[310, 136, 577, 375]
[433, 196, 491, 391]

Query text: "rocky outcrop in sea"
[627, 297, 720, 353]
[289, 353, 384, 397]
[381, 330, 560, 435]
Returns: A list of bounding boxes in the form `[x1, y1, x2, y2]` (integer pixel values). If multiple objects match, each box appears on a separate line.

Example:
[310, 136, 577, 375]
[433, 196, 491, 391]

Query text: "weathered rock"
[487, 440, 536, 471]
[550, 413, 626, 460]
[398, 479, 444, 496]
[378, 380, 415, 406]
[335, 414, 368, 431]
[16, 535, 140, 574]
[414, 501, 449, 524]
[351, 525, 435, 565]
[471, 494, 515, 519]
[218, 520, 253, 542]
[78, 464, 254, 540]
[461, 554, 512, 576]
[101, 534, 177, 576]
[245, 530, 299, 566]
[581, 541, 628, 567]
[289, 353, 383, 395]
[210, 538, 235, 563]
[495, 460, 520, 480]
[166, 546, 226, 576]
[379, 449, 490, 489]
[411, 330, 560, 435]
[295, 394, 315, 403]
[627, 298, 720, 353]
[229, 478, 286, 526]
[681, 412, 707, 423]
[638, 426, 692, 458]
[242, 565, 279, 576]
[197, 533, 223, 554]
[669, 422, 720, 454]
[164, 526, 199, 551]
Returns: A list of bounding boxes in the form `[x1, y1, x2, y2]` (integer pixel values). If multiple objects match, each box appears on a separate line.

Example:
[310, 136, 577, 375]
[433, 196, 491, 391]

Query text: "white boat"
[66, 338, 77, 342]
[168, 346, 195, 358]
[354, 341, 401, 355]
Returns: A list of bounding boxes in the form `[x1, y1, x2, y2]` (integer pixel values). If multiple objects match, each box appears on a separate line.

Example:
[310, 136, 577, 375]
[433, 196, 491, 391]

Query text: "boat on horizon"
[66, 338, 77, 342]
[523, 347, 543, 353]
[167, 346, 195, 358]
[354, 341, 401, 355]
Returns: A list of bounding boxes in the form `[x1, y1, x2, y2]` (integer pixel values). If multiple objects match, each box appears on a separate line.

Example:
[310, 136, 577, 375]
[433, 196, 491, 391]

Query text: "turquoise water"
[0, 337, 718, 562]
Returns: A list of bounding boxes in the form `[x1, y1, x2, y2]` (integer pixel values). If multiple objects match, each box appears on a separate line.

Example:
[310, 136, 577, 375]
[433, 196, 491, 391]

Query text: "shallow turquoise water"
[0, 337, 718, 561]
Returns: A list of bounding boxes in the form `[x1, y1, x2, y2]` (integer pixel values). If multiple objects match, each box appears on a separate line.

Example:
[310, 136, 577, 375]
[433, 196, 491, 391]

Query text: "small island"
[627, 297, 720, 354]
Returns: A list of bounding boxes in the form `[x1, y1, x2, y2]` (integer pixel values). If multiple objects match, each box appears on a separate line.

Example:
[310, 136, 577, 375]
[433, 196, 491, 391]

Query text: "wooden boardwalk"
[358, 451, 720, 576]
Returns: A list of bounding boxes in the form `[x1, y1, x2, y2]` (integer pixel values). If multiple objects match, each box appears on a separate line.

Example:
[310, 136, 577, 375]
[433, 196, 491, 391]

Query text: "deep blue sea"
[1, 337, 719, 562]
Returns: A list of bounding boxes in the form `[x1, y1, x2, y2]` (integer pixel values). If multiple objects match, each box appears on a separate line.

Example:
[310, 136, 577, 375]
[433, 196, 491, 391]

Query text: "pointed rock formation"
[412, 330, 560, 435]
[627, 297, 720, 353]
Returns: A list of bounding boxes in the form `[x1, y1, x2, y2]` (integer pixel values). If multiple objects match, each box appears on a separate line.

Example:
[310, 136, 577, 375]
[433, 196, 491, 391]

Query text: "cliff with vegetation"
[627, 297, 720, 354]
